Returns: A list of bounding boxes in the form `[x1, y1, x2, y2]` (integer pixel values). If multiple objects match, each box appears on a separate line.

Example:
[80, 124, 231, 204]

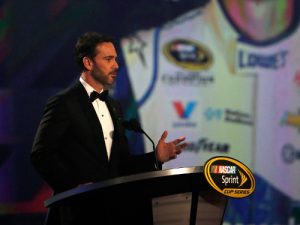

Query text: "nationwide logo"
[173, 101, 197, 127]
[203, 108, 253, 126]
[225, 109, 253, 125]
[163, 39, 213, 71]
[204, 108, 223, 121]
[282, 144, 300, 164]
[281, 110, 300, 132]
[204, 156, 256, 198]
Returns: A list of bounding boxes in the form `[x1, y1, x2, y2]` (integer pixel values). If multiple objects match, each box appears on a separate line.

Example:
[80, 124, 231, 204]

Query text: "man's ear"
[82, 57, 93, 71]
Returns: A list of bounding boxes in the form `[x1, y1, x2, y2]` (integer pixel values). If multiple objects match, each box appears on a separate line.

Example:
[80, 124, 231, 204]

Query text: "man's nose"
[114, 59, 119, 69]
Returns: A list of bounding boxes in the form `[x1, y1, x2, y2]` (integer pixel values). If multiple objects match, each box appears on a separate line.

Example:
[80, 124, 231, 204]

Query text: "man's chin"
[104, 81, 116, 89]
[108, 77, 116, 85]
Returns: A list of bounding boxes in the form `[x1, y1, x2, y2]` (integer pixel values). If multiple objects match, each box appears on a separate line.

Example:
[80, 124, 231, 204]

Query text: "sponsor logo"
[163, 39, 213, 71]
[225, 109, 253, 125]
[294, 71, 300, 87]
[204, 108, 223, 121]
[173, 101, 196, 119]
[127, 34, 147, 67]
[204, 156, 256, 198]
[186, 138, 230, 153]
[161, 71, 214, 86]
[281, 110, 300, 132]
[173, 101, 197, 127]
[238, 50, 288, 70]
[204, 108, 253, 125]
[282, 144, 300, 164]
[211, 165, 236, 174]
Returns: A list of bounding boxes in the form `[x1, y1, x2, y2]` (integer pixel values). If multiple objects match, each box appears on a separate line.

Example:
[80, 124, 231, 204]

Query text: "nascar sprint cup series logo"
[163, 39, 213, 71]
[204, 156, 255, 198]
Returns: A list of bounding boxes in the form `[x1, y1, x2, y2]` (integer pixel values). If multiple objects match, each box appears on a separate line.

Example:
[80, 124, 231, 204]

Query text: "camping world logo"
[204, 156, 256, 198]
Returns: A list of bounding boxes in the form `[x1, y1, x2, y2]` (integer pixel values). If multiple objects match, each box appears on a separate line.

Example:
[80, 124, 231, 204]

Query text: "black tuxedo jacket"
[31, 81, 157, 193]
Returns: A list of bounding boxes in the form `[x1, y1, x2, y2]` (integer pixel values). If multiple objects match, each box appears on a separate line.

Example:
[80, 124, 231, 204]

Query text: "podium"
[45, 166, 228, 225]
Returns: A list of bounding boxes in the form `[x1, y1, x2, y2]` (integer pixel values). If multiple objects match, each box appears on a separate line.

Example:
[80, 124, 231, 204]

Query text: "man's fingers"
[160, 130, 168, 141]
[175, 143, 188, 153]
[179, 142, 188, 149]
[172, 136, 186, 145]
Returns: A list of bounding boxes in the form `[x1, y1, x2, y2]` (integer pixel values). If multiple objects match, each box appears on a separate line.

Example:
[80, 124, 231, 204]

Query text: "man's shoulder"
[58, 81, 83, 96]
[47, 81, 84, 104]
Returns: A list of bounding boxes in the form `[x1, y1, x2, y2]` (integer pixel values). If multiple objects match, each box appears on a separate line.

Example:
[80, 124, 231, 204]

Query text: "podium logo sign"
[204, 156, 256, 198]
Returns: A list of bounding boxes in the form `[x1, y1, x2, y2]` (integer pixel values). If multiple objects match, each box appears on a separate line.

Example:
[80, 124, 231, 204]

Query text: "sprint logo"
[204, 156, 255, 198]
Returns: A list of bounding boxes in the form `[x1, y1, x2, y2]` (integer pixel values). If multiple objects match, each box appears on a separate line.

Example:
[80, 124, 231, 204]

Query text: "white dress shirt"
[80, 77, 114, 160]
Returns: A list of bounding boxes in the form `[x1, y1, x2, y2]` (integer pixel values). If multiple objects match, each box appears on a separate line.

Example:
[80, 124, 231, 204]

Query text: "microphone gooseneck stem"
[142, 131, 159, 171]
[123, 118, 160, 170]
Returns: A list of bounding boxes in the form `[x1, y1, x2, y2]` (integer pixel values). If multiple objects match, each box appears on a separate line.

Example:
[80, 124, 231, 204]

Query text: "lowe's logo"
[238, 50, 288, 69]
[173, 101, 197, 119]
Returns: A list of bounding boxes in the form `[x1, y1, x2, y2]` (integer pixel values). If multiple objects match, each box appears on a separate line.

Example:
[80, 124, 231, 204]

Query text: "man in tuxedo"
[31, 32, 187, 225]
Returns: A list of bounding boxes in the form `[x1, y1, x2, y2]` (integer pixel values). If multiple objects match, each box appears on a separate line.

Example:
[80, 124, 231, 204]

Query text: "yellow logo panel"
[204, 156, 256, 198]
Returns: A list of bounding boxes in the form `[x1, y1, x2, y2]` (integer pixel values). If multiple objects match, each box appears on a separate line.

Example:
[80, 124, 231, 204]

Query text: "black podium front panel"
[45, 167, 227, 225]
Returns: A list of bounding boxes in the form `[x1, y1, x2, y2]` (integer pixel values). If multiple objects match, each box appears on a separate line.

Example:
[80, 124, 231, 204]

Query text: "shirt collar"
[79, 77, 104, 97]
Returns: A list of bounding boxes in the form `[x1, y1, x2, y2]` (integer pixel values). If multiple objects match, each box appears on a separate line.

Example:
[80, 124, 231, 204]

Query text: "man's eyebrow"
[103, 55, 118, 59]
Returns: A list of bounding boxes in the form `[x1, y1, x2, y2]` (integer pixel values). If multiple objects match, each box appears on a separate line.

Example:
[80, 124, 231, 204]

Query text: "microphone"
[123, 118, 160, 170]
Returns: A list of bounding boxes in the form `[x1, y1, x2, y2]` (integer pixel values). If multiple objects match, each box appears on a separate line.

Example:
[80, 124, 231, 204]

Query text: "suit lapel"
[104, 97, 125, 166]
[105, 98, 123, 138]
[71, 82, 109, 163]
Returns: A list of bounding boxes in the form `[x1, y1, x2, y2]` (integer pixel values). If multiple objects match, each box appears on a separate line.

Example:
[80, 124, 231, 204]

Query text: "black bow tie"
[90, 90, 109, 102]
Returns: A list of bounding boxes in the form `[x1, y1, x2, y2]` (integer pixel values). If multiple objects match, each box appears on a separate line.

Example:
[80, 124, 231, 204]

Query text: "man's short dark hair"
[75, 32, 114, 71]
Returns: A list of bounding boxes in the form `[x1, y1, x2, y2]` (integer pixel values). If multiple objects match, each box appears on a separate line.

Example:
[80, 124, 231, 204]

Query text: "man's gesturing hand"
[156, 130, 188, 163]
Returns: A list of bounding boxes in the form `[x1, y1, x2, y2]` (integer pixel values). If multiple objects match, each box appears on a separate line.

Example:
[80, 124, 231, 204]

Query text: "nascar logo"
[211, 165, 236, 174]
[204, 156, 256, 198]
[163, 39, 213, 71]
